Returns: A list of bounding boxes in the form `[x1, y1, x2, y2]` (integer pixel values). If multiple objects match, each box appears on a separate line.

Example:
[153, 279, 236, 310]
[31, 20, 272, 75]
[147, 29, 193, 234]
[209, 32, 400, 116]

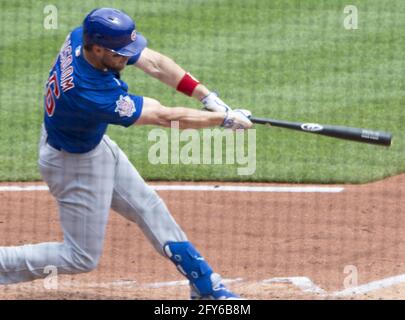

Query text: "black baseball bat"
[250, 117, 392, 147]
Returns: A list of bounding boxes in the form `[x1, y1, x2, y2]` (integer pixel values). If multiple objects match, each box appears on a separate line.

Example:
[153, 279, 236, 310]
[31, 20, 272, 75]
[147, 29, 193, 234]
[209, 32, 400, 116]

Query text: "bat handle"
[250, 117, 270, 125]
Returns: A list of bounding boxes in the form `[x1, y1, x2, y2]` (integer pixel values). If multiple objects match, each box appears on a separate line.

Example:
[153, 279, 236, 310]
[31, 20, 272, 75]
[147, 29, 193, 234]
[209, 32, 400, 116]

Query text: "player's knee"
[69, 248, 101, 273]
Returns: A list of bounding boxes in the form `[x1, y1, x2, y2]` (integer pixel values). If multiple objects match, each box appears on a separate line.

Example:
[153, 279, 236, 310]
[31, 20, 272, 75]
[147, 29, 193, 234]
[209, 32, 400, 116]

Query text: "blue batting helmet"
[83, 8, 147, 56]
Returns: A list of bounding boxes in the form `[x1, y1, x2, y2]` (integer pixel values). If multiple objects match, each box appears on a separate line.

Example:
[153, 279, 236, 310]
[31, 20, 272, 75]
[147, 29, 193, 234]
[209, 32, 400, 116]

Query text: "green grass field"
[0, 0, 404, 183]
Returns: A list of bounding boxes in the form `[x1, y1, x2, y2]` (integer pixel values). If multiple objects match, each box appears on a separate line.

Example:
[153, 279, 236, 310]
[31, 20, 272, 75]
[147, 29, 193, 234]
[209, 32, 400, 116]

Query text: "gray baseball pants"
[0, 125, 187, 284]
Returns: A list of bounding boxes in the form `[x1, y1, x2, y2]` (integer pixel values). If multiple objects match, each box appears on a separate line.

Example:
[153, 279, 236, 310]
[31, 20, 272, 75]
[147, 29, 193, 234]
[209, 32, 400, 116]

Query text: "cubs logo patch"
[115, 95, 136, 117]
[131, 30, 137, 41]
[75, 45, 81, 57]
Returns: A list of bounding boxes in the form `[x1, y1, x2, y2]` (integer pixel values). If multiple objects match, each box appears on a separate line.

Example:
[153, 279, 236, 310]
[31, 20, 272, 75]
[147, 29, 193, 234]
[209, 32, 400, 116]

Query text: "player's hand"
[222, 109, 253, 130]
[201, 92, 232, 113]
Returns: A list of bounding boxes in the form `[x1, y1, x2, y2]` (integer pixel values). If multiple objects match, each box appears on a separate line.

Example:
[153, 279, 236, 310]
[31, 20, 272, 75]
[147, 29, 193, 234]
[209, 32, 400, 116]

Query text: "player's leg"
[163, 242, 241, 300]
[0, 128, 115, 284]
[107, 95, 240, 299]
[109, 141, 240, 299]
[106, 134, 187, 251]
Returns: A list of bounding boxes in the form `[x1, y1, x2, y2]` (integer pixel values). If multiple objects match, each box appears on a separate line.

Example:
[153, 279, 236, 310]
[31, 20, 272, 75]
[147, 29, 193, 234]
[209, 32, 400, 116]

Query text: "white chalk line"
[0, 185, 344, 193]
[2, 277, 243, 290]
[330, 273, 405, 297]
[262, 277, 326, 294]
[262, 274, 405, 297]
[0, 186, 50, 192]
[3, 275, 404, 297]
[153, 185, 344, 193]
[142, 277, 244, 289]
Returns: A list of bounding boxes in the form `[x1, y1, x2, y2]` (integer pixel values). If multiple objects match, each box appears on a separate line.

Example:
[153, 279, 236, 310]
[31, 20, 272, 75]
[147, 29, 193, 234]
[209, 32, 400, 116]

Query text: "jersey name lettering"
[60, 36, 75, 93]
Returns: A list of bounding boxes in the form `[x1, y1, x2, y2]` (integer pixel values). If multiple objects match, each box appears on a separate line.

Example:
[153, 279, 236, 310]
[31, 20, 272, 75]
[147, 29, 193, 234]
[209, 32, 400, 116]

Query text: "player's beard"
[101, 56, 128, 73]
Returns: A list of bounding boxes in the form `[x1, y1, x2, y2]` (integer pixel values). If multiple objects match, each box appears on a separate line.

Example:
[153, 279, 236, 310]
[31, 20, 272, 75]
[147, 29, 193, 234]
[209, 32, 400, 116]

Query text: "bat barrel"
[322, 125, 392, 146]
[250, 117, 392, 147]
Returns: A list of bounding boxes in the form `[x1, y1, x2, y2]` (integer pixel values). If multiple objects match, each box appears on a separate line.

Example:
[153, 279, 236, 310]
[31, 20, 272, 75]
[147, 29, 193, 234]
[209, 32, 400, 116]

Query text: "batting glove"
[222, 109, 253, 130]
[201, 92, 232, 113]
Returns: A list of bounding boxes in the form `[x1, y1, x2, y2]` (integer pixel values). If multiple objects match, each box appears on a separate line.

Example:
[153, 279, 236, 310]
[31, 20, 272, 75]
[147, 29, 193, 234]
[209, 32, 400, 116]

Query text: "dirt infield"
[0, 175, 405, 300]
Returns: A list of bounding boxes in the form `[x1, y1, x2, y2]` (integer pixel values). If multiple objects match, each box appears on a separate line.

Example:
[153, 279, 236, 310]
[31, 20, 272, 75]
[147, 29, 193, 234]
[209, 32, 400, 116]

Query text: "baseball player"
[0, 8, 251, 299]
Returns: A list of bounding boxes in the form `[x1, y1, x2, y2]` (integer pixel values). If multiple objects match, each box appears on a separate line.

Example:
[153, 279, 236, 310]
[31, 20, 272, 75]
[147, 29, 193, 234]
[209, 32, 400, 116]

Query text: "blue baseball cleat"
[189, 273, 242, 300]
[164, 241, 243, 300]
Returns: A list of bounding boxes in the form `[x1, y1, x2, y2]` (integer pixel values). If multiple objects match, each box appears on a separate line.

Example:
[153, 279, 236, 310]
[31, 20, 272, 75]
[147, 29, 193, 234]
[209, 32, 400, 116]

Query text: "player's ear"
[93, 44, 105, 57]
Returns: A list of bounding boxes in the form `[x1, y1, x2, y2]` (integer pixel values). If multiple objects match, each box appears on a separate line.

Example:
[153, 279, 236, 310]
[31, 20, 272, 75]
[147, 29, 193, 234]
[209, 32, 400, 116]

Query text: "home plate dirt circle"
[1, 175, 405, 299]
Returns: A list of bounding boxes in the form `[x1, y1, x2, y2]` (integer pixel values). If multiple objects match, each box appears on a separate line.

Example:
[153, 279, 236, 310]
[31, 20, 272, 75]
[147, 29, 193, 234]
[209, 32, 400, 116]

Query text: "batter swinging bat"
[250, 117, 392, 147]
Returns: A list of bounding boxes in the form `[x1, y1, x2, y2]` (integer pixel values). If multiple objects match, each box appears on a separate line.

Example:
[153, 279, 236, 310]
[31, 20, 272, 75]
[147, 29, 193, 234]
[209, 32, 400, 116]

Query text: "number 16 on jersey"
[45, 71, 60, 117]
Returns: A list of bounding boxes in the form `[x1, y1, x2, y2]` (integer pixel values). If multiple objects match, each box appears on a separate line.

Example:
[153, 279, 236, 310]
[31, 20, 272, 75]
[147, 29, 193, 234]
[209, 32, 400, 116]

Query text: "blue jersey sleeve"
[95, 93, 143, 127]
[69, 87, 144, 127]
